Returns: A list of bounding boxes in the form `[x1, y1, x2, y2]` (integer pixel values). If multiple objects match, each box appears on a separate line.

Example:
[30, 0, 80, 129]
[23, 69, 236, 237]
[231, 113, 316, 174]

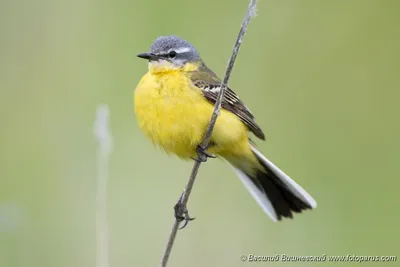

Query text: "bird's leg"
[174, 191, 195, 230]
[192, 142, 217, 162]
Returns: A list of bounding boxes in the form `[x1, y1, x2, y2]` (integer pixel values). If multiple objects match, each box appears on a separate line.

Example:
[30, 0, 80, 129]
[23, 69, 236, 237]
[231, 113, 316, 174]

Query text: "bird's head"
[137, 36, 201, 73]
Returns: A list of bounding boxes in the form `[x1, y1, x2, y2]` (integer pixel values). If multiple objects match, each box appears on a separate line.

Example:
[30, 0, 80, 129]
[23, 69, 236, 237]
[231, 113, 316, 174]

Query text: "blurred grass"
[1, 0, 399, 266]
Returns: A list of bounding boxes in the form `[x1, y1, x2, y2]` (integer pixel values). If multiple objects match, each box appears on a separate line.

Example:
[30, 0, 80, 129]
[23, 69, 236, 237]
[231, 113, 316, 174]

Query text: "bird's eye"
[168, 51, 177, 58]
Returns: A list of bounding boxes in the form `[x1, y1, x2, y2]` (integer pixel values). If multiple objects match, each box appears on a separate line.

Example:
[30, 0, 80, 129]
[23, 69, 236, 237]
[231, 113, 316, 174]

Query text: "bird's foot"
[191, 143, 216, 162]
[174, 196, 195, 230]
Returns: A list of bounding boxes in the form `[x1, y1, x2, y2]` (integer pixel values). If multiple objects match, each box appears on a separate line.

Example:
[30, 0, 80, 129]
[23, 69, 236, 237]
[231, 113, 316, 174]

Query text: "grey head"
[137, 36, 201, 66]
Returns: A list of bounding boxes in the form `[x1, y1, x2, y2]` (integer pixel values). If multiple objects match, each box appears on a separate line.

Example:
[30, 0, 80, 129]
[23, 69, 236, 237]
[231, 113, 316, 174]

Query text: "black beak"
[137, 52, 158, 61]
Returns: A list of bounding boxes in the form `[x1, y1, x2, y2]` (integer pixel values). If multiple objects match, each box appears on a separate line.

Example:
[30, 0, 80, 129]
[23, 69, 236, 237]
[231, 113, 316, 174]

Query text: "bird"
[134, 35, 317, 224]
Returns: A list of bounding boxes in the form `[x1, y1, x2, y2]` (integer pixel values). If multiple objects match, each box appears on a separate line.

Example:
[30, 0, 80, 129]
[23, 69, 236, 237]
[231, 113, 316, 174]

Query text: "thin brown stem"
[159, 1, 259, 266]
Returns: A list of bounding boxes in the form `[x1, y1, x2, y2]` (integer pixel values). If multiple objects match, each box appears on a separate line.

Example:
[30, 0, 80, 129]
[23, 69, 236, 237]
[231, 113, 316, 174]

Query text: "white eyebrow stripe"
[173, 47, 191, 53]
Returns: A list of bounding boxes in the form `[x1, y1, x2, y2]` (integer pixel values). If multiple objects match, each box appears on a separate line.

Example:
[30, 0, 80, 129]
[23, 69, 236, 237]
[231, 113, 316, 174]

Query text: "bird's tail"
[226, 144, 317, 222]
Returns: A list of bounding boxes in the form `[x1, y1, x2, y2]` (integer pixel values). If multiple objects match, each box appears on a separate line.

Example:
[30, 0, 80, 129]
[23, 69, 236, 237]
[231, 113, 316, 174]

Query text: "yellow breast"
[134, 66, 249, 159]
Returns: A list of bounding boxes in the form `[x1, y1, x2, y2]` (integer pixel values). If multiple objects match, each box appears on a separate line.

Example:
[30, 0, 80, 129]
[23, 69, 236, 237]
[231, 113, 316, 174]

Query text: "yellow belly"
[134, 71, 250, 159]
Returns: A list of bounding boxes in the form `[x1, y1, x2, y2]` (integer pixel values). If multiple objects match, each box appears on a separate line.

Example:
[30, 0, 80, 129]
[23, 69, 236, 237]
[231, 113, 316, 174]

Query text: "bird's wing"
[189, 63, 265, 140]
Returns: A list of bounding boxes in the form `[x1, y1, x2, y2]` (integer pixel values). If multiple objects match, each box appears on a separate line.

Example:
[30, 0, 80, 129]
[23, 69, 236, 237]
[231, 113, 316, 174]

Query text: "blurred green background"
[1, 0, 399, 266]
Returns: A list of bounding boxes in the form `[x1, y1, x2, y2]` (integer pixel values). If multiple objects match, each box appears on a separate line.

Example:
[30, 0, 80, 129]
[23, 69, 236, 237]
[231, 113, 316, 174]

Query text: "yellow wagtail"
[134, 36, 317, 223]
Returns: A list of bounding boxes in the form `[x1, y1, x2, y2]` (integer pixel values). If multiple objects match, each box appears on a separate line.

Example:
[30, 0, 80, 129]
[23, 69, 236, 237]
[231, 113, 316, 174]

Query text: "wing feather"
[189, 63, 265, 140]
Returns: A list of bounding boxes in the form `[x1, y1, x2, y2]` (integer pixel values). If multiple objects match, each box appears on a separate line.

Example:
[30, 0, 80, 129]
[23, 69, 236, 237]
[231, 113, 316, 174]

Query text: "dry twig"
[94, 104, 113, 267]
[160, 1, 259, 266]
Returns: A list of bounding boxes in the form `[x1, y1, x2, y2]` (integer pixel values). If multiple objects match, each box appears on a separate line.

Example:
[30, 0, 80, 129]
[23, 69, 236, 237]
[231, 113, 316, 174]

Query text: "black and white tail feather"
[187, 52, 316, 221]
[230, 145, 317, 222]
